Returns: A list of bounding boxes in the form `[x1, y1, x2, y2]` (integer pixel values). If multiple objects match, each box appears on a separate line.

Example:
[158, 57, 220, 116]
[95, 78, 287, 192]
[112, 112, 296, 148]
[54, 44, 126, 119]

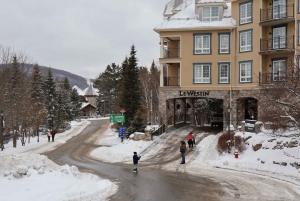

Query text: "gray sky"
[0, 0, 169, 79]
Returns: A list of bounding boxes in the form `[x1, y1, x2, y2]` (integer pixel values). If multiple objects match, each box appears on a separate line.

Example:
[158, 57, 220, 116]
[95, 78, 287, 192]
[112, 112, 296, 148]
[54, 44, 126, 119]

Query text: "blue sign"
[118, 126, 127, 138]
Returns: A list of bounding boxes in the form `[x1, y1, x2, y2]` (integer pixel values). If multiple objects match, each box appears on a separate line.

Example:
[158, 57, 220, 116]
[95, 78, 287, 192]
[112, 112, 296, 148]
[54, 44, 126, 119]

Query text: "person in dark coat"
[180, 141, 186, 164]
[133, 152, 141, 173]
[51, 130, 56, 142]
[47, 132, 51, 142]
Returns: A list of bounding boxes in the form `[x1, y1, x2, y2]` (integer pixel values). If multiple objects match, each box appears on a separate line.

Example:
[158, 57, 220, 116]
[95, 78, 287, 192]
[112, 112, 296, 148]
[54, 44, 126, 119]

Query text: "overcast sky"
[0, 0, 169, 79]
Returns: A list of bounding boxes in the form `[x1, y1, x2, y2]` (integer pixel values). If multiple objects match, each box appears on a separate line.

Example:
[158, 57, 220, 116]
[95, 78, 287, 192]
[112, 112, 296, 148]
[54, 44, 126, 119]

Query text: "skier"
[133, 152, 141, 173]
[187, 132, 194, 151]
[180, 141, 186, 164]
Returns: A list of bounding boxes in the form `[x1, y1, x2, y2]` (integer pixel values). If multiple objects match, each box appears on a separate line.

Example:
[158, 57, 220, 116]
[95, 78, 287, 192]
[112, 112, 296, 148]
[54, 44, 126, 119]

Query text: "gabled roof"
[155, 0, 235, 32]
[81, 103, 97, 110]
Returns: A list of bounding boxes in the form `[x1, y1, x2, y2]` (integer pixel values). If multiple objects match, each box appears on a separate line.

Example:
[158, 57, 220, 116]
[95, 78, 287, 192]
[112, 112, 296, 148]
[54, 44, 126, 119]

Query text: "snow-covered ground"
[90, 124, 300, 197]
[2, 119, 300, 200]
[0, 118, 117, 201]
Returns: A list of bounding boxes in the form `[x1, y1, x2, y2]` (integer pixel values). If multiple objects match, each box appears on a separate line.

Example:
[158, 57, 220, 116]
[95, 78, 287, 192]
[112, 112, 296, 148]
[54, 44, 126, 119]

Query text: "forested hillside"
[0, 63, 89, 90]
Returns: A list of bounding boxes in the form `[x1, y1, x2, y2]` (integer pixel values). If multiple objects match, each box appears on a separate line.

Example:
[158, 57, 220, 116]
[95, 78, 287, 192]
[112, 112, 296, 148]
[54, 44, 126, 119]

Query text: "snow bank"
[0, 153, 117, 201]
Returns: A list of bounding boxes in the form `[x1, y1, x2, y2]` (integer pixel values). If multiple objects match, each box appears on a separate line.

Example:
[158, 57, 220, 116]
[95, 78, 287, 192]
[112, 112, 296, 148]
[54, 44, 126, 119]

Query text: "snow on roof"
[72, 85, 85, 96]
[84, 84, 98, 96]
[164, 1, 174, 15]
[81, 102, 97, 109]
[155, 1, 235, 32]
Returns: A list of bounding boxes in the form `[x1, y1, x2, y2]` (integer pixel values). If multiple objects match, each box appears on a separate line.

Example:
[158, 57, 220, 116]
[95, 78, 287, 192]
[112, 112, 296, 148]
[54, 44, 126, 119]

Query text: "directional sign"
[118, 126, 127, 138]
[110, 114, 125, 123]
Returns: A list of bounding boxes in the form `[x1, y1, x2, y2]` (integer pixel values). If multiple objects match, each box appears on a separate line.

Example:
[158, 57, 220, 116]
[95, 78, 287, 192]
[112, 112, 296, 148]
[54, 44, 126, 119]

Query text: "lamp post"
[0, 110, 3, 151]
[227, 105, 231, 154]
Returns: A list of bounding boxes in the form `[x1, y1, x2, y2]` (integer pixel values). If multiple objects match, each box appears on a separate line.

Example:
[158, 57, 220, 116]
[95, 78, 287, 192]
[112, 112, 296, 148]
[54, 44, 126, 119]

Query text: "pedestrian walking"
[133, 151, 141, 173]
[51, 130, 56, 142]
[187, 132, 194, 151]
[180, 141, 186, 164]
[47, 132, 51, 142]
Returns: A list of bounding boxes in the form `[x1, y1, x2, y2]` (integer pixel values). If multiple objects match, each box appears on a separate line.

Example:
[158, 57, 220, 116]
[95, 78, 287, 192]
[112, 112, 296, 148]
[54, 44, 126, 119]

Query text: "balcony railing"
[163, 76, 180, 86]
[260, 36, 294, 54]
[260, 4, 294, 24]
[259, 71, 287, 85]
[163, 47, 180, 58]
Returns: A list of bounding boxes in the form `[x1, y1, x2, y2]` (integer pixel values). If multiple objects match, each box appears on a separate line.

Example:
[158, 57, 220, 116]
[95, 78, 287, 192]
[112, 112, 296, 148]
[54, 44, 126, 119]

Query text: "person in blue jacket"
[133, 152, 141, 173]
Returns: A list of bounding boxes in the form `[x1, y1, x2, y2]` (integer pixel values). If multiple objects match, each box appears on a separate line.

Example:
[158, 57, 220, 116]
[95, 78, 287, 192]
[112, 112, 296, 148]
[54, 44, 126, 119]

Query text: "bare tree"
[258, 55, 300, 131]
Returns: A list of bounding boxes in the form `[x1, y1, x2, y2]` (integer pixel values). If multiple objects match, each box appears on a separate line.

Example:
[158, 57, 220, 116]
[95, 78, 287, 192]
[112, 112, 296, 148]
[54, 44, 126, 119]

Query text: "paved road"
[45, 120, 225, 201]
[45, 119, 300, 200]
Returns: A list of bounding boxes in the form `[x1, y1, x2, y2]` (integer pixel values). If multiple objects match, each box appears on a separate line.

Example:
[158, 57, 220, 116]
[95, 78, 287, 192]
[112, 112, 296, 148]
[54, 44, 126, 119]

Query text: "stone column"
[187, 98, 195, 125]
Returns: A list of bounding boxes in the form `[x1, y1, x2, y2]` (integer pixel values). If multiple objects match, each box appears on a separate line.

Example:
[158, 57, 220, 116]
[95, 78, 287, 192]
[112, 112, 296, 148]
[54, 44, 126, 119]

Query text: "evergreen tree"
[29, 64, 47, 141]
[94, 63, 121, 115]
[54, 91, 67, 130]
[61, 77, 72, 120]
[119, 45, 144, 135]
[44, 68, 57, 130]
[70, 88, 82, 118]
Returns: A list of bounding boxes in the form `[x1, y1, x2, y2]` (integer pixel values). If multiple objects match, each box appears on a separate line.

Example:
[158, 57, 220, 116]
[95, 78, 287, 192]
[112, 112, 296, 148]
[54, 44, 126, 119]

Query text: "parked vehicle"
[211, 113, 223, 127]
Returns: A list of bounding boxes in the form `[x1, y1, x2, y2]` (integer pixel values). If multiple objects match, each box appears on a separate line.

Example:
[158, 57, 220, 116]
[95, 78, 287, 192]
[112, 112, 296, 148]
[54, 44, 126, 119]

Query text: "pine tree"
[29, 63, 47, 142]
[44, 68, 57, 130]
[95, 63, 121, 115]
[61, 77, 72, 120]
[70, 88, 82, 118]
[119, 45, 144, 135]
[54, 91, 67, 130]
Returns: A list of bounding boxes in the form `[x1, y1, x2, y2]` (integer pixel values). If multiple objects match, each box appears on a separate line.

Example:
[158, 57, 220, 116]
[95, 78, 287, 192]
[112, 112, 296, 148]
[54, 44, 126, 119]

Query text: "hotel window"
[239, 61, 252, 83]
[219, 33, 230, 54]
[272, 58, 286, 81]
[203, 6, 219, 22]
[194, 63, 211, 83]
[239, 29, 252, 52]
[218, 63, 230, 83]
[239, 1, 252, 24]
[273, 0, 287, 18]
[194, 34, 211, 54]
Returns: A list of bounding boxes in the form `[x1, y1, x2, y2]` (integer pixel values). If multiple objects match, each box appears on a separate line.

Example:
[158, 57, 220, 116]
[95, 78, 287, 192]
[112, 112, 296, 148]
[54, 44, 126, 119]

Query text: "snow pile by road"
[0, 153, 117, 201]
[0, 119, 117, 201]
[90, 125, 152, 163]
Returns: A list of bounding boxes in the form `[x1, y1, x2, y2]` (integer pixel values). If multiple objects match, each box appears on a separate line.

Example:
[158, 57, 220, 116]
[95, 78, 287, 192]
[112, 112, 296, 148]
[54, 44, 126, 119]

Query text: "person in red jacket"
[187, 132, 194, 151]
[50, 130, 56, 142]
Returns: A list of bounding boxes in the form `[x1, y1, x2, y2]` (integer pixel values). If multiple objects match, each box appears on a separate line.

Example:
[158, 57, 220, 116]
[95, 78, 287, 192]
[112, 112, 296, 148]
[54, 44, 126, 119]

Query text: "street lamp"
[0, 110, 3, 151]
[227, 105, 231, 154]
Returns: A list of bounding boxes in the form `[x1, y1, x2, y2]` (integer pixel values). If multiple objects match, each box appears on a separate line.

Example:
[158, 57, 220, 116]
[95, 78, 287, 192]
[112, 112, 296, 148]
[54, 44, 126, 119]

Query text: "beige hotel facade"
[154, 0, 300, 129]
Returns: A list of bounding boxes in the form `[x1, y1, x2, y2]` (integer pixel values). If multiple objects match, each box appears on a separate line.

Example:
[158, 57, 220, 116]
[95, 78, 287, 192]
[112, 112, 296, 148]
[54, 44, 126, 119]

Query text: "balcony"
[260, 4, 294, 26]
[163, 47, 180, 59]
[259, 36, 294, 55]
[163, 76, 180, 86]
[259, 71, 287, 85]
